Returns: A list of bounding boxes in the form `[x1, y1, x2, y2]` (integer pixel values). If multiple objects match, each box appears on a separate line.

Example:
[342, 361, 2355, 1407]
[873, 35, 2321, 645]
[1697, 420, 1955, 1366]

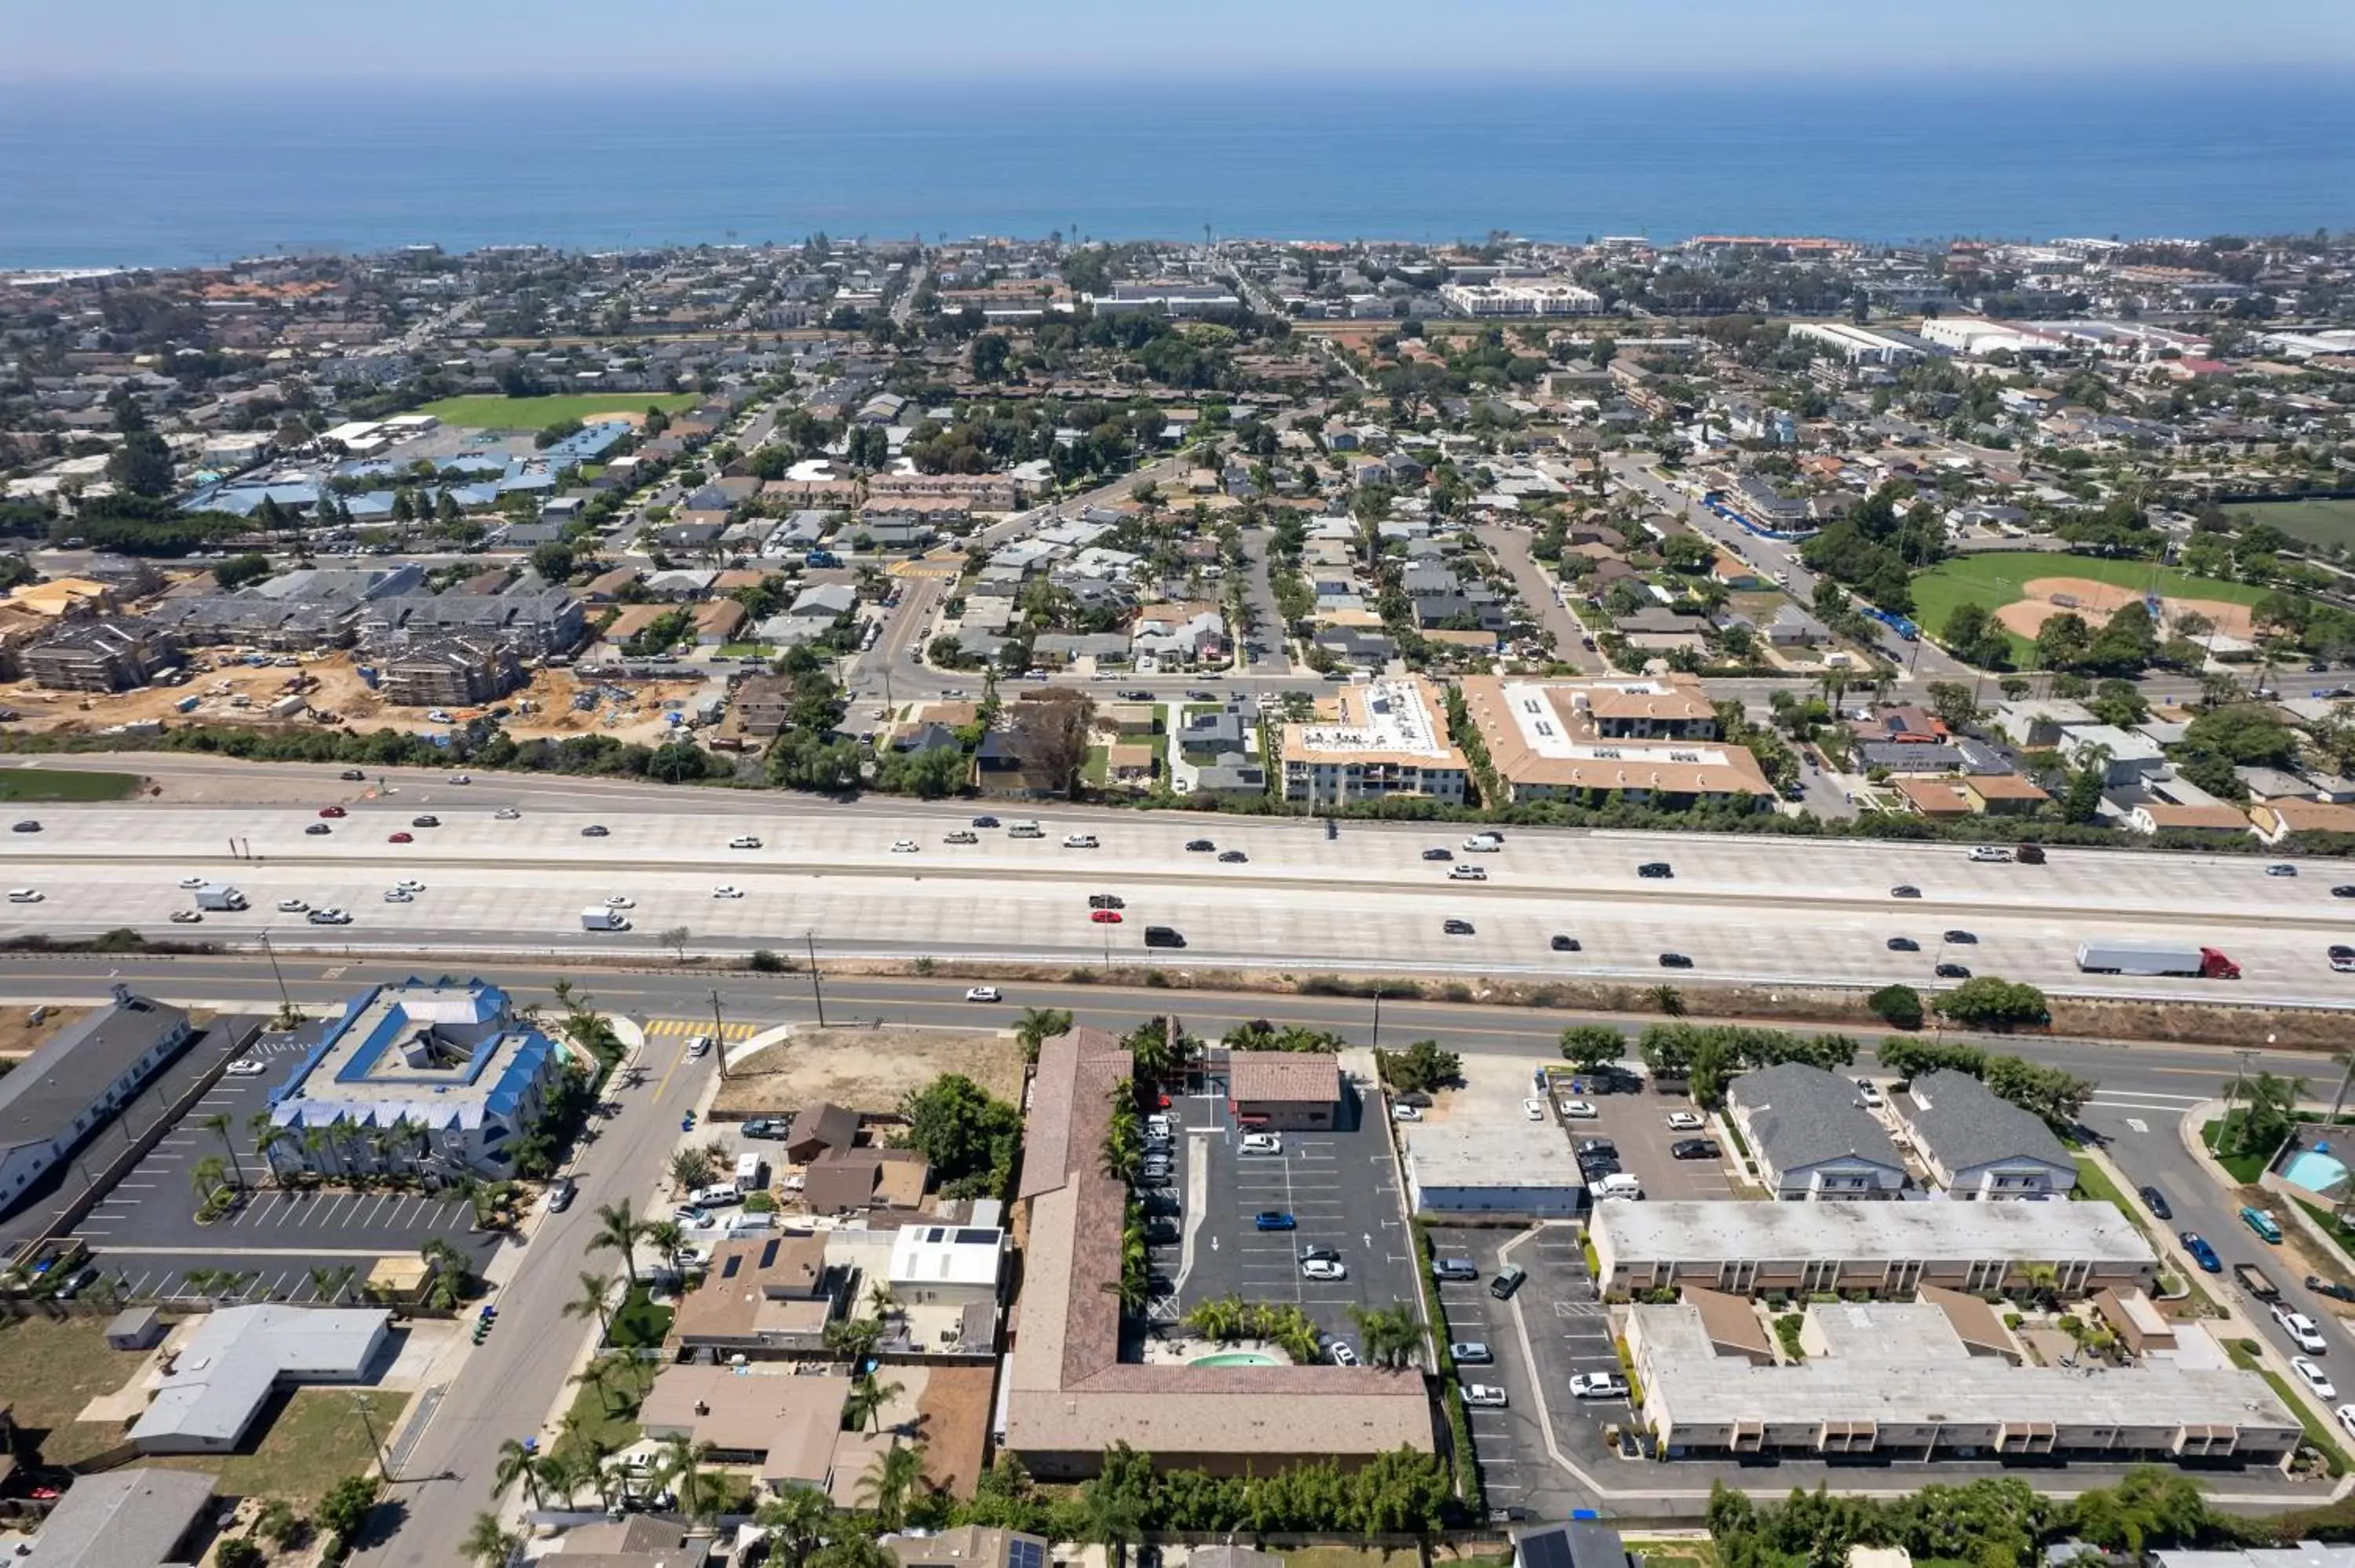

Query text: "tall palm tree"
[463, 1511, 521, 1568]
[199, 1113, 246, 1189]
[756, 1484, 834, 1568]
[856, 1440, 926, 1530]
[562, 1271, 617, 1342]
[655, 1431, 716, 1529]
[825, 1315, 885, 1367]
[191, 1154, 228, 1206]
[589, 1200, 648, 1288]
[1012, 1006, 1072, 1063]
[309, 1264, 358, 1304]
[570, 1356, 621, 1418]
[1348, 1301, 1424, 1369]
[1079, 1479, 1144, 1568]
[493, 1436, 543, 1507]
[842, 1371, 904, 1436]
[247, 1111, 287, 1181]
[641, 1219, 685, 1261]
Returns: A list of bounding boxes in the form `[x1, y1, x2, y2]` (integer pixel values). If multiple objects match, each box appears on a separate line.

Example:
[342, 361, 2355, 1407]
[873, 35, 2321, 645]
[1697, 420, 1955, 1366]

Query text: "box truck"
[2073, 941, 2240, 979]
[581, 907, 632, 932]
[195, 883, 248, 912]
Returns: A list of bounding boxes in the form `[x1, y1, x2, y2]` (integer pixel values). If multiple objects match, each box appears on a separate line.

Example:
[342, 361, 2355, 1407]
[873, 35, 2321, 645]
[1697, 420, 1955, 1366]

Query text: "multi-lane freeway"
[5, 762, 2355, 1005]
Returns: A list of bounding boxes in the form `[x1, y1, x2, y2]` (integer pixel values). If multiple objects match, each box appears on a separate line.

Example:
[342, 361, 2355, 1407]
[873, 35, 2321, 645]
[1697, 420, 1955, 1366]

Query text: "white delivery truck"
[735, 1151, 769, 1194]
[581, 906, 632, 932]
[195, 883, 249, 912]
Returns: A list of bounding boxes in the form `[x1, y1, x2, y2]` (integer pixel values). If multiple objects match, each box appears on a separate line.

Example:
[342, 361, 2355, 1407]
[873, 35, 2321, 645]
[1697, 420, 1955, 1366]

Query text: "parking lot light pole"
[1370, 986, 1383, 1054]
[804, 932, 827, 1028]
[258, 929, 294, 1026]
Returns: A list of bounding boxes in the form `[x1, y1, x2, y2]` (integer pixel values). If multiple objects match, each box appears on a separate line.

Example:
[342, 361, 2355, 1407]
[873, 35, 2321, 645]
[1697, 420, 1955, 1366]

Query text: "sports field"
[416, 392, 701, 430]
[1911, 552, 2268, 655]
[2230, 498, 2355, 552]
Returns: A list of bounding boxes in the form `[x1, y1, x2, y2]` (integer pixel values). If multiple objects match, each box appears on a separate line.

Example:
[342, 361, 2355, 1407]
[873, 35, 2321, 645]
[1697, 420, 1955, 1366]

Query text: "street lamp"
[349, 1391, 390, 1481]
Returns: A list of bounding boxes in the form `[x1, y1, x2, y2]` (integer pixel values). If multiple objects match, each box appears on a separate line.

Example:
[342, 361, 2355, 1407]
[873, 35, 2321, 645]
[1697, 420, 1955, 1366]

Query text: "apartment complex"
[376, 638, 524, 708]
[1438, 282, 1603, 316]
[0, 991, 195, 1214]
[1279, 676, 1470, 808]
[1457, 675, 1774, 808]
[1590, 1201, 2160, 1300]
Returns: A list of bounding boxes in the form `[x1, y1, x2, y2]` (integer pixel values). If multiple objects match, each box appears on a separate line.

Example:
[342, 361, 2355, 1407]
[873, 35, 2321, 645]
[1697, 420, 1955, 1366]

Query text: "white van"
[735, 1152, 769, 1194]
[1462, 833, 1503, 852]
[1594, 1172, 1645, 1201]
[1006, 820, 1044, 838]
[5, 888, 41, 903]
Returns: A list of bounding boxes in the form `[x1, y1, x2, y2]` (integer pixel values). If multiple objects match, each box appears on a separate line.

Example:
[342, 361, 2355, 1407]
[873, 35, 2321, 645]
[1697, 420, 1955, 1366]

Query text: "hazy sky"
[9, 0, 2352, 82]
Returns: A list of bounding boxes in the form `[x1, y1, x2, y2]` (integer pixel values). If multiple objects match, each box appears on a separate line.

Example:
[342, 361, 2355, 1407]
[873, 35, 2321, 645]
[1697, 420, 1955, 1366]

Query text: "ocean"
[1, 77, 2350, 268]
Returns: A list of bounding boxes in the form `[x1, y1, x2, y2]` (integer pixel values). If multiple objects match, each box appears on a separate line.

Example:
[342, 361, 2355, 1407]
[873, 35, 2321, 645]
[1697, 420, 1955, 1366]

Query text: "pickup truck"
[2235, 1261, 2281, 1300]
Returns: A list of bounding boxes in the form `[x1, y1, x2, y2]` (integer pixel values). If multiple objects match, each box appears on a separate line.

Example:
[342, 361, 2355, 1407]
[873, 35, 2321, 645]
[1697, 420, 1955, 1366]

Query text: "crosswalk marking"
[642, 1018, 760, 1041]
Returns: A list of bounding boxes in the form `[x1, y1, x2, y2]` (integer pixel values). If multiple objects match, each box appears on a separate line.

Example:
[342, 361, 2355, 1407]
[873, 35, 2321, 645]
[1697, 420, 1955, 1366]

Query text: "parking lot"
[1426, 1220, 1622, 1518]
[1148, 1072, 1422, 1355]
[1551, 1069, 1739, 1202]
[72, 1024, 495, 1302]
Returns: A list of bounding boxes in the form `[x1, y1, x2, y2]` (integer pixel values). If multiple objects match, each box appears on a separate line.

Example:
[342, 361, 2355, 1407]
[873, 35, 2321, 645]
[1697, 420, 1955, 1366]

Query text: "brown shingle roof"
[1227, 1052, 1341, 1106]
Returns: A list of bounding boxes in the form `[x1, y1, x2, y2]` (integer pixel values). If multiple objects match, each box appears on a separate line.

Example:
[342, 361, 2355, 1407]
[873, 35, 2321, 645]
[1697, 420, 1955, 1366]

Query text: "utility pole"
[350, 1391, 391, 1481]
[1371, 986, 1384, 1054]
[260, 930, 294, 1025]
[708, 989, 729, 1081]
[805, 932, 827, 1028]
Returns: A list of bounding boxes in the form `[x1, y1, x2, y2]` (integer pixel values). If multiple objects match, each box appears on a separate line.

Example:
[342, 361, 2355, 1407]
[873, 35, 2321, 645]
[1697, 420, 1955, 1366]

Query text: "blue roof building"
[268, 979, 571, 1176]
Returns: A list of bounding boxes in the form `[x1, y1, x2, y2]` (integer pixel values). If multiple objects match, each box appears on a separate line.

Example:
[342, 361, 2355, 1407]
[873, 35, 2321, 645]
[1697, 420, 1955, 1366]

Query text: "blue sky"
[8, 0, 2351, 81]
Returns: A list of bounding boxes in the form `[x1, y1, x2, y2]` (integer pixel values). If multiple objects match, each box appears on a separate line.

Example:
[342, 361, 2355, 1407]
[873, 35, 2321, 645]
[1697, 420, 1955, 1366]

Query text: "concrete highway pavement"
[9, 799, 2355, 1003]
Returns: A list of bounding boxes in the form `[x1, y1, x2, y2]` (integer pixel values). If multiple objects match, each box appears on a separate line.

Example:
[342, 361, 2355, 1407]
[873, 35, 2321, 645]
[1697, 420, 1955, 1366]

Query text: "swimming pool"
[1191, 1351, 1282, 1367]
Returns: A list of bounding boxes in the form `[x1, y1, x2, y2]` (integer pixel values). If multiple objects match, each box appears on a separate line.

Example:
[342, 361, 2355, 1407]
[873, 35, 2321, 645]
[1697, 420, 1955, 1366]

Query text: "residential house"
[1725, 1063, 1907, 1201]
[1892, 1070, 2075, 1200]
[784, 1101, 860, 1165]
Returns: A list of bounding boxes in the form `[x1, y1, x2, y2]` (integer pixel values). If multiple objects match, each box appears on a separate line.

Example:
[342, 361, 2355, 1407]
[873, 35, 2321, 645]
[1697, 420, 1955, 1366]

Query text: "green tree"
[316, 1474, 382, 1548]
[1013, 1007, 1073, 1063]
[1868, 984, 1925, 1030]
[897, 1075, 1021, 1198]
[530, 541, 576, 583]
[588, 1200, 648, 1287]
[843, 1370, 905, 1436]
[463, 1511, 522, 1568]
[1557, 1023, 1625, 1076]
[1347, 1300, 1425, 1369]
[2223, 1070, 2306, 1160]
[1376, 1037, 1461, 1093]
[857, 1440, 928, 1529]
[755, 1484, 834, 1568]
[1933, 976, 2050, 1030]
[214, 1541, 265, 1568]
[562, 1270, 617, 1342]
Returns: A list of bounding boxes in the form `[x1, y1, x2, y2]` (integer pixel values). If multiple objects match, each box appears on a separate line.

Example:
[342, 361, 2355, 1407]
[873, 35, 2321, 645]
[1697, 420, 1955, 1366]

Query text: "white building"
[0, 991, 192, 1215]
[1279, 675, 1470, 808]
[1438, 282, 1602, 318]
[888, 1220, 1007, 1311]
[131, 1305, 389, 1453]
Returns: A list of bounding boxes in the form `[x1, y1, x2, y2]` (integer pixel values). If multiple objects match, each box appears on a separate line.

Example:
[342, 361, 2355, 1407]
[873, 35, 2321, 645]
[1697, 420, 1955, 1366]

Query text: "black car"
[1671, 1139, 1721, 1160]
[1579, 1154, 1622, 1177]
[1576, 1137, 1617, 1156]
[2139, 1184, 2174, 1221]
[1658, 951, 1693, 968]
[1443, 918, 1475, 935]
[1942, 929, 1978, 945]
[1891, 884, 1921, 899]
[2307, 1274, 2355, 1303]
[1089, 893, 1126, 910]
[1638, 861, 1674, 878]
[2336, 885, 2355, 899]
[743, 1118, 784, 1139]
[305, 822, 332, 835]
[971, 815, 999, 828]
[1886, 936, 1920, 952]
[1935, 961, 1972, 979]
[411, 815, 440, 828]
[1550, 933, 1582, 952]
[582, 824, 610, 837]
[339, 768, 367, 782]
[1218, 850, 1248, 863]
[1422, 848, 1453, 861]
[9, 820, 37, 833]
[1186, 839, 1215, 852]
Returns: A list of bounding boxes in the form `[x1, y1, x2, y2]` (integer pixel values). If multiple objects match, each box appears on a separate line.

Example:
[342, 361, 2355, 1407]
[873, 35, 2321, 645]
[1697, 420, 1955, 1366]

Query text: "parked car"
[1854, 1078, 1885, 1107]
[743, 1119, 784, 1140]
[544, 1177, 577, 1212]
[1521, 1098, 1546, 1121]
[2276, 1304, 2329, 1354]
[1392, 1103, 1424, 1121]
[1451, 1341, 1493, 1364]
[1254, 1210, 1297, 1231]
[1327, 1340, 1360, 1367]
[1569, 1372, 1629, 1399]
[1558, 1099, 1597, 1119]
[2311, 1275, 2355, 1304]
[1301, 1258, 1348, 1281]
[1431, 1258, 1479, 1282]
[1240, 1132, 1283, 1154]
[1665, 1110, 1706, 1132]
[1462, 1384, 1509, 1409]
[224, 1057, 268, 1076]
[1671, 1139, 1721, 1160]
[2179, 1231, 2222, 1272]
[2139, 1185, 2174, 1221]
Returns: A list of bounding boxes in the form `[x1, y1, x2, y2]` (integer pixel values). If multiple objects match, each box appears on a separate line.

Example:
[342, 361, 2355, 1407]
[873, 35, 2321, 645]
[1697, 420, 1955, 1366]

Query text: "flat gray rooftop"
[1597, 1198, 2154, 1264]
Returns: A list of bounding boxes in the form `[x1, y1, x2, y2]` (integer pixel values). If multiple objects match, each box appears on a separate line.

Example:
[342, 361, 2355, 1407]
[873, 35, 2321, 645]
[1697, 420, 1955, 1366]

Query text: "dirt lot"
[0, 1004, 82, 1064]
[912, 1362, 995, 1499]
[1993, 577, 2258, 642]
[713, 1025, 1021, 1118]
[6, 652, 710, 748]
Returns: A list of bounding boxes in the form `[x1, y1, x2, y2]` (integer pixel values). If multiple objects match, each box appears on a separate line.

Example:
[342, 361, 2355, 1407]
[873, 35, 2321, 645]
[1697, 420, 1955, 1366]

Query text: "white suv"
[1240, 1132, 1283, 1155]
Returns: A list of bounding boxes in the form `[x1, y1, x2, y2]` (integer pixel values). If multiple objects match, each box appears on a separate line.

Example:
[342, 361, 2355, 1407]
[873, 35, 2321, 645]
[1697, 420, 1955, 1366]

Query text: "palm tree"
[589, 1200, 648, 1288]
[493, 1435, 544, 1508]
[756, 1483, 834, 1568]
[462, 1511, 521, 1568]
[1647, 983, 1685, 1017]
[1349, 1301, 1424, 1369]
[655, 1431, 716, 1529]
[309, 1264, 358, 1304]
[842, 1370, 904, 1436]
[562, 1271, 617, 1342]
[191, 1154, 229, 1207]
[1079, 1478, 1145, 1568]
[248, 1111, 287, 1182]
[571, 1356, 623, 1418]
[1013, 1006, 1072, 1063]
[856, 1440, 926, 1530]
[826, 1315, 885, 1367]
[420, 1238, 469, 1310]
[641, 1219, 685, 1261]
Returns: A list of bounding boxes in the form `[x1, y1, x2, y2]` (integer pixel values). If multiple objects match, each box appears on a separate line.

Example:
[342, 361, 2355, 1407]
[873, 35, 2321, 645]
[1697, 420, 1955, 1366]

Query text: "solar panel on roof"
[1009, 1539, 1045, 1568]
[1517, 1526, 1574, 1568]
[955, 1228, 997, 1245]
[722, 1256, 743, 1279]
[759, 1239, 780, 1269]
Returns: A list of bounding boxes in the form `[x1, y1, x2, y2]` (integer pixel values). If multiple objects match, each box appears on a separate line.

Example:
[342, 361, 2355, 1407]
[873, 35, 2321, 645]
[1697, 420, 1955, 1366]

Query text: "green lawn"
[416, 392, 700, 431]
[0, 768, 143, 803]
[1909, 551, 2269, 650]
[1083, 745, 1108, 786]
[152, 1388, 407, 1506]
[2232, 498, 2355, 553]
[608, 1283, 673, 1350]
[554, 1354, 660, 1462]
[2072, 1155, 2143, 1225]
[2203, 1116, 2274, 1183]
[0, 1316, 154, 1467]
